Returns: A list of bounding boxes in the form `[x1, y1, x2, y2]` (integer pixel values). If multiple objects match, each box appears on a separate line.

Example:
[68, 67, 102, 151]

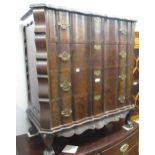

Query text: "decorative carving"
[58, 105, 134, 137]
[27, 104, 134, 138]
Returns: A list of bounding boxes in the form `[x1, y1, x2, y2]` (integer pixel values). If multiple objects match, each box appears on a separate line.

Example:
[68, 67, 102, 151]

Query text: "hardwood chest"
[21, 4, 136, 155]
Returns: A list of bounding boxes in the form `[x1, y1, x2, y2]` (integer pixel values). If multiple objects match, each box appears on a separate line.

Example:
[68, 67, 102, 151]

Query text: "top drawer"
[102, 129, 138, 155]
[48, 10, 89, 43]
[47, 10, 135, 44]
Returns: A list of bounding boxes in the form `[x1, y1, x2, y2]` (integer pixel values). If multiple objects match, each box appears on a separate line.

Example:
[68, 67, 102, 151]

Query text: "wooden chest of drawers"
[21, 4, 136, 155]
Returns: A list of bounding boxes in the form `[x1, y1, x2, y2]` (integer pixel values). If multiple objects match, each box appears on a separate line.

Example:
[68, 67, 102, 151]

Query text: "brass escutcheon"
[60, 80, 71, 91]
[58, 51, 71, 61]
[119, 28, 127, 35]
[94, 95, 101, 101]
[94, 70, 101, 77]
[120, 143, 129, 153]
[94, 44, 101, 50]
[94, 17, 101, 24]
[119, 73, 126, 81]
[57, 22, 71, 30]
[118, 96, 126, 104]
[61, 109, 72, 117]
[119, 51, 127, 58]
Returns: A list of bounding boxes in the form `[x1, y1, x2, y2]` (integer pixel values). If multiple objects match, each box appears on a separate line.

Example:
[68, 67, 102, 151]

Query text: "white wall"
[16, 0, 140, 135]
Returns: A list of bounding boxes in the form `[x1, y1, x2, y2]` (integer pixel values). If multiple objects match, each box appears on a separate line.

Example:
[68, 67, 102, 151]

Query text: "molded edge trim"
[27, 104, 134, 137]
[21, 3, 137, 22]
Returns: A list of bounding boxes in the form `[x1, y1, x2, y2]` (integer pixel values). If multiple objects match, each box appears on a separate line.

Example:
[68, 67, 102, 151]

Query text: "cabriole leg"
[41, 134, 55, 155]
[125, 109, 134, 128]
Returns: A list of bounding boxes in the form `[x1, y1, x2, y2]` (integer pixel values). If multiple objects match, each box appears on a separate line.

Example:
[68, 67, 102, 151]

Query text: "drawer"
[102, 130, 138, 155]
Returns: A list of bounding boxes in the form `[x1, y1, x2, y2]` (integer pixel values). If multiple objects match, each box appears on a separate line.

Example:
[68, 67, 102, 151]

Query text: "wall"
[16, 0, 140, 135]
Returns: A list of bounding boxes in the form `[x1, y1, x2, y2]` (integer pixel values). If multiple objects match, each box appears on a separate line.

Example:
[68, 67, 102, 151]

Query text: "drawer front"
[47, 10, 135, 44]
[47, 17, 135, 127]
[48, 43, 134, 127]
[49, 43, 73, 126]
[48, 10, 71, 43]
[56, 11, 71, 43]
[48, 11, 89, 43]
[102, 130, 138, 155]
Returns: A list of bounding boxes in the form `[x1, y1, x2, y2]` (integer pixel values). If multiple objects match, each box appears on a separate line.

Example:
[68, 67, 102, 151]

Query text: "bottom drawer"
[102, 130, 138, 155]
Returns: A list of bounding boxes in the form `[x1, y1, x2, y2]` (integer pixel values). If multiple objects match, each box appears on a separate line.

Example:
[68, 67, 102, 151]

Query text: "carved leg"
[125, 109, 134, 128]
[27, 120, 39, 138]
[41, 134, 55, 155]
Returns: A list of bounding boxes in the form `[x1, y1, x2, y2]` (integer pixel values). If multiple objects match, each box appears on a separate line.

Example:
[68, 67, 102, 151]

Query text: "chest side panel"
[25, 22, 40, 120]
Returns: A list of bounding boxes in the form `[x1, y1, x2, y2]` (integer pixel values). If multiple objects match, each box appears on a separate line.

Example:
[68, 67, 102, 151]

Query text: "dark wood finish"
[17, 122, 139, 155]
[21, 4, 136, 154]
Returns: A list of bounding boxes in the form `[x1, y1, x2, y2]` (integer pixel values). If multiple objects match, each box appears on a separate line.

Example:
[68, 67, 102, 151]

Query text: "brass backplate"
[60, 80, 71, 91]
[94, 44, 101, 50]
[58, 51, 71, 61]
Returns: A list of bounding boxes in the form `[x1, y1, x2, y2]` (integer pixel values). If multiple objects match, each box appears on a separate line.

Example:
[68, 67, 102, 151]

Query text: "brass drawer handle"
[119, 74, 126, 81]
[94, 17, 101, 24]
[61, 109, 72, 117]
[118, 96, 125, 103]
[60, 80, 71, 91]
[120, 143, 129, 153]
[58, 51, 71, 61]
[94, 70, 101, 77]
[57, 22, 71, 30]
[94, 95, 101, 101]
[119, 28, 127, 35]
[94, 44, 101, 50]
[119, 51, 127, 58]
